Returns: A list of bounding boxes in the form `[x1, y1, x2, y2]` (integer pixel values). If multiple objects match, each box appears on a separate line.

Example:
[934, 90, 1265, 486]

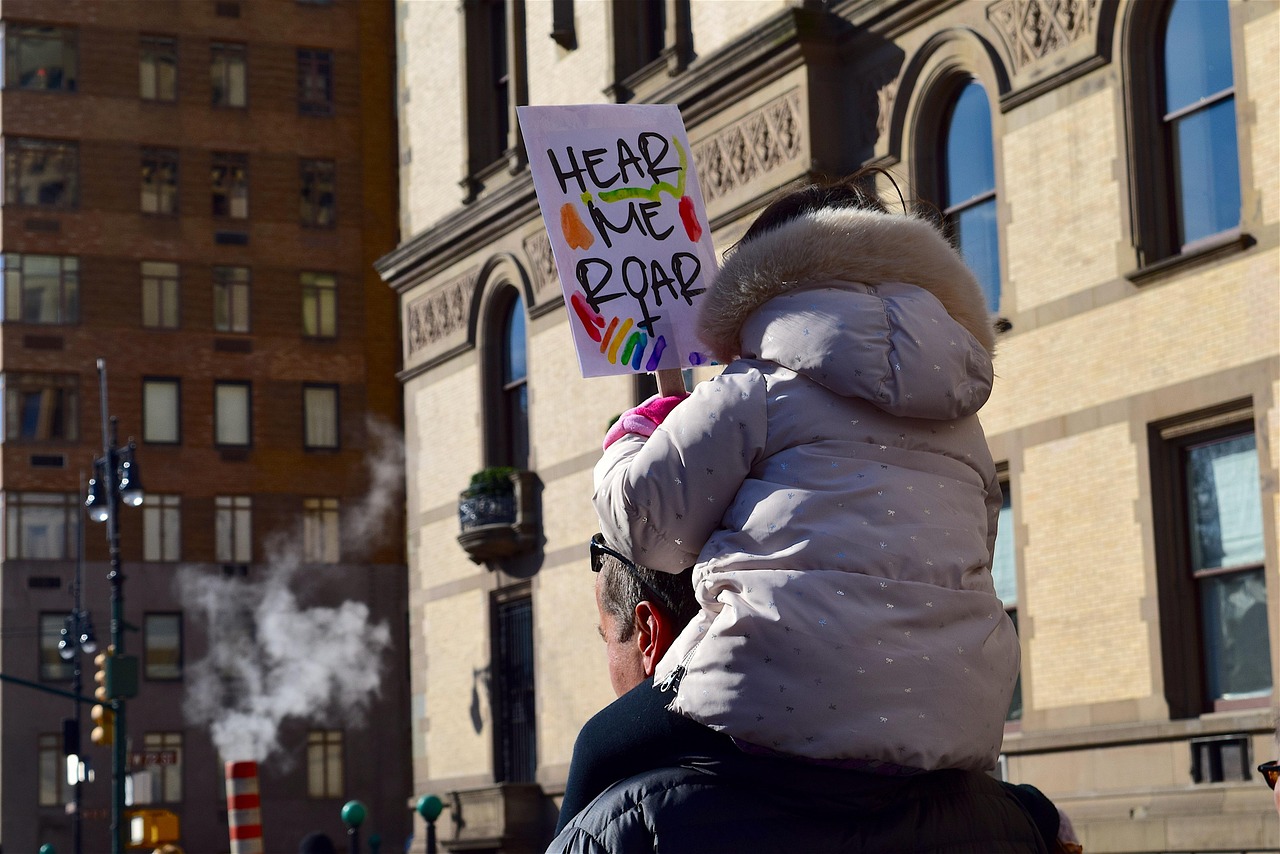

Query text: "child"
[592, 171, 1019, 774]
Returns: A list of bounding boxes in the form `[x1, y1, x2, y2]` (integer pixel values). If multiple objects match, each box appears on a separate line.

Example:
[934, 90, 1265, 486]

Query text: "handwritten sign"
[519, 104, 718, 377]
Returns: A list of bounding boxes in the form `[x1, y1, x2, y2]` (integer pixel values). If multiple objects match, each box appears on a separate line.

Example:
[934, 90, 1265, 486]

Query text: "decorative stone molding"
[405, 267, 477, 361]
[521, 231, 557, 300]
[691, 89, 804, 207]
[987, 0, 1099, 74]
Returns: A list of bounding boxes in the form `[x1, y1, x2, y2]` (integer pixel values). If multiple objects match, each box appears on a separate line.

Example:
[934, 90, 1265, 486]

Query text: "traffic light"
[90, 702, 114, 746]
[127, 808, 180, 847]
[93, 646, 114, 703]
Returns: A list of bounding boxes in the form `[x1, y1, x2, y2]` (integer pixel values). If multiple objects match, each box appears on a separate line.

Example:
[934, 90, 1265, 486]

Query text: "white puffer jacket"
[593, 207, 1018, 771]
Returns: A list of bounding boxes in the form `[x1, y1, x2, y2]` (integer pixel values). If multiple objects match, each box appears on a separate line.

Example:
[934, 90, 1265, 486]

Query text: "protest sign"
[519, 104, 719, 378]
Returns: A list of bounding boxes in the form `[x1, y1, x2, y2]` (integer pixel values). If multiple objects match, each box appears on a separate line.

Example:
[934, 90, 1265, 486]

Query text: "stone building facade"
[381, 1, 1279, 851]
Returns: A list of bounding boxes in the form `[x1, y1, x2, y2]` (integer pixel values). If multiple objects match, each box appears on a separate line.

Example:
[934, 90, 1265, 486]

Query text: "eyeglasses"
[590, 533, 681, 616]
[1260, 760, 1280, 790]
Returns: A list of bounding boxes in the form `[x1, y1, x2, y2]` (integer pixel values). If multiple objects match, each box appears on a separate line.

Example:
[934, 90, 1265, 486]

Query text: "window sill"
[1125, 230, 1255, 286]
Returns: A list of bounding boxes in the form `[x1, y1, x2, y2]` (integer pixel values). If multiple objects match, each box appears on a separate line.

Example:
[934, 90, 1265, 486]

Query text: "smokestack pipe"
[225, 760, 264, 854]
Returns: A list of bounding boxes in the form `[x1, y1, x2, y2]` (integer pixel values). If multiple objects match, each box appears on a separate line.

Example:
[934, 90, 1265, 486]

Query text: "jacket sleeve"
[592, 364, 769, 573]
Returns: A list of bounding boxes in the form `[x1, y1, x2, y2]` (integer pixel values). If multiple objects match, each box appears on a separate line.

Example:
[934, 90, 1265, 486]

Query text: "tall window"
[39, 612, 74, 681]
[461, 0, 526, 185]
[303, 498, 339, 564]
[143, 495, 181, 562]
[494, 594, 536, 782]
[307, 730, 344, 798]
[213, 266, 250, 332]
[140, 732, 183, 803]
[990, 475, 1021, 722]
[214, 381, 251, 446]
[297, 48, 333, 116]
[38, 733, 65, 807]
[139, 36, 177, 101]
[141, 147, 179, 215]
[489, 292, 528, 469]
[4, 24, 77, 92]
[612, 0, 665, 82]
[5, 137, 78, 209]
[1, 253, 79, 324]
[303, 384, 338, 449]
[6, 492, 78, 559]
[301, 272, 336, 338]
[211, 152, 248, 218]
[1161, 0, 1239, 249]
[215, 495, 252, 563]
[210, 42, 246, 107]
[940, 82, 1000, 313]
[141, 261, 180, 329]
[1152, 406, 1271, 716]
[143, 378, 180, 444]
[299, 158, 335, 227]
[143, 614, 182, 679]
[3, 372, 78, 442]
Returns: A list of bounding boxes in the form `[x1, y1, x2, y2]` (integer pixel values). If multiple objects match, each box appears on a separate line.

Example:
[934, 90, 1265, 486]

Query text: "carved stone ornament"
[405, 267, 477, 360]
[521, 231, 557, 299]
[692, 89, 804, 207]
[987, 0, 1099, 74]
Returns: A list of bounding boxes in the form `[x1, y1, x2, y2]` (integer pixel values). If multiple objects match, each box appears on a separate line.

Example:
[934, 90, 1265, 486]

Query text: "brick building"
[382, 0, 1279, 852]
[0, 1, 410, 851]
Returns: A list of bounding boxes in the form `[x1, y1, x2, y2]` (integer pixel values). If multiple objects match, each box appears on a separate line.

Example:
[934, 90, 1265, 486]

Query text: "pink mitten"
[603, 393, 689, 450]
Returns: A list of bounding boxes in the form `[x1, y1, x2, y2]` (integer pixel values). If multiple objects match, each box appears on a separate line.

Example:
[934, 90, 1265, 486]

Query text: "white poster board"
[519, 104, 719, 377]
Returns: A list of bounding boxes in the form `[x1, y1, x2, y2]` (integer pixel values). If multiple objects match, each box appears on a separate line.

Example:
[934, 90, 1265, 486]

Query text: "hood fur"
[699, 208, 997, 363]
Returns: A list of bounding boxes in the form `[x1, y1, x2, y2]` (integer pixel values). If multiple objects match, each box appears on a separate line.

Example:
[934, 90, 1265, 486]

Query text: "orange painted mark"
[608, 318, 633, 363]
[561, 203, 595, 250]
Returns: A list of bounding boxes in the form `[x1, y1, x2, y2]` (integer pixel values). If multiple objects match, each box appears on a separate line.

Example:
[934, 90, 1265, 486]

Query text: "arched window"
[940, 81, 1001, 313]
[490, 290, 528, 470]
[1161, 0, 1239, 249]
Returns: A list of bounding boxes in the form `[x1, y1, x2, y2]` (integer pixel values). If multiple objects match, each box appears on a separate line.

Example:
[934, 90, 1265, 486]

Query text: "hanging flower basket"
[457, 468, 540, 564]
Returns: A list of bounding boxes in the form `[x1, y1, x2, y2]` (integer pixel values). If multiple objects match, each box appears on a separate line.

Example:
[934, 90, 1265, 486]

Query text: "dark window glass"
[941, 83, 1000, 312]
[297, 48, 333, 116]
[1162, 0, 1239, 247]
[5, 24, 77, 92]
[1, 253, 79, 324]
[495, 596, 536, 783]
[39, 612, 74, 681]
[299, 158, 335, 227]
[499, 294, 528, 469]
[4, 137, 78, 208]
[141, 147, 179, 215]
[3, 372, 78, 442]
[211, 152, 249, 218]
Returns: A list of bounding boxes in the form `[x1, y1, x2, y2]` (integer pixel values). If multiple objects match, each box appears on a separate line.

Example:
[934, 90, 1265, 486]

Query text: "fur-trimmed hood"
[699, 208, 997, 363]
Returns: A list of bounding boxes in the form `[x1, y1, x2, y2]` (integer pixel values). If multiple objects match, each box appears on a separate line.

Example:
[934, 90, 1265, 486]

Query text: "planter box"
[456, 469, 540, 564]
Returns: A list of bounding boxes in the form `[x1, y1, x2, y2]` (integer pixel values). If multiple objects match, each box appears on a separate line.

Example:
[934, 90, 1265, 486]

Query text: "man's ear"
[632, 601, 676, 677]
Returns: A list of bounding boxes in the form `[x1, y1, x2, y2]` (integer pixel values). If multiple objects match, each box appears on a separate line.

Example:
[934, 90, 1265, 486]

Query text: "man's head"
[591, 534, 698, 697]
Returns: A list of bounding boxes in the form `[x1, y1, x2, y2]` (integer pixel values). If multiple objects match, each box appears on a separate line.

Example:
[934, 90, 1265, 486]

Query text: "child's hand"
[603, 393, 689, 450]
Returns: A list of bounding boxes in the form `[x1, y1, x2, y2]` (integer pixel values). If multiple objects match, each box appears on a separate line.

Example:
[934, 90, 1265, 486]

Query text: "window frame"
[3, 371, 79, 443]
[213, 381, 252, 448]
[1, 252, 79, 325]
[142, 493, 182, 562]
[214, 495, 252, 564]
[302, 497, 340, 564]
[4, 136, 79, 209]
[142, 377, 181, 445]
[306, 729, 344, 799]
[141, 261, 180, 330]
[1150, 401, 1271, 718]
[212, 265, 251, 333]
[210, 41, 247, 108]
[210, 151, 249, 219]
[492, 588, 536, 783]
[38, 731, 66, 807]
[296, 47, 334, 117]
[140, 146, 180, 216]
[483, 287, 528, 470]
[4, 22, 78, 93]
[6, 492, 78, 560]
[302, 383, 339, 450]
[143, 613, 183, 680]
[139, 34, 178, 102]
[299, 157, 336, 228]
[300, 271, 337, 338]
[39, 611, 74, 682]
[140, 731, 184, 803]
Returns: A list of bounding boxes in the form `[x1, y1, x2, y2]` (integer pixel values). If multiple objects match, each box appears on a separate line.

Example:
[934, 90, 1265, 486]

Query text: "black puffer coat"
[549, 750, 1048, 854]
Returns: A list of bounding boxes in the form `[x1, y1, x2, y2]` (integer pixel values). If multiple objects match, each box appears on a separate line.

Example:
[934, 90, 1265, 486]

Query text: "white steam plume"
[180, 418, 404, 763]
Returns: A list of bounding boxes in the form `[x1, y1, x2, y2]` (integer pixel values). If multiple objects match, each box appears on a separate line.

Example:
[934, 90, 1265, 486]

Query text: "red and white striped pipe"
[225, 760, 264, 854]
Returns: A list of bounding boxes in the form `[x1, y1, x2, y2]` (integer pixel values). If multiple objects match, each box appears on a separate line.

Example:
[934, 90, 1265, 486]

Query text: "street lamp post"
[85, 359, 144, 854]
[341, 800, 367, 854]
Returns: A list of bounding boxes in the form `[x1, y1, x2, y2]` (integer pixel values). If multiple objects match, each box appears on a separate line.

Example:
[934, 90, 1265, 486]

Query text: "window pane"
[140, 37, 177, 101]
[144, 494, 181, 562]
[1, 253, 79, 325]
[943, 83, 996, 208]
[301, 272, 336, 337]
[213, 266, 250, 332]
[1187, 433, 1263, 572]
[300, 159, 336, 227]
[215, 384, 250, 445]
[991, 484, 1016, 606]
[304, 386, 338, 448]
[4, 372, 78, 442]
[144, 614, 182, 680]
[143, 380, 179, 443]
[952, 201, 1001, 314]
[39, 733, 64, 806]
[7, 25, 77, 92]
[142, 261, 180, 329]
[1163, 0, 1233, 114]
[503, 298, 527, 384]
[9, 493, 76, 560]
[1170, 99, 1241, 246]
[1201, 568, 1272, 701]
[40, 613, 74, 680]
[5, 138, 79, 208]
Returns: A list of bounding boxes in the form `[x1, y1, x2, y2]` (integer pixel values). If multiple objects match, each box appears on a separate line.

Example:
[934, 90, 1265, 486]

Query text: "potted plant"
[458, 466, 518, 530]
[456, 467, 540, 563]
